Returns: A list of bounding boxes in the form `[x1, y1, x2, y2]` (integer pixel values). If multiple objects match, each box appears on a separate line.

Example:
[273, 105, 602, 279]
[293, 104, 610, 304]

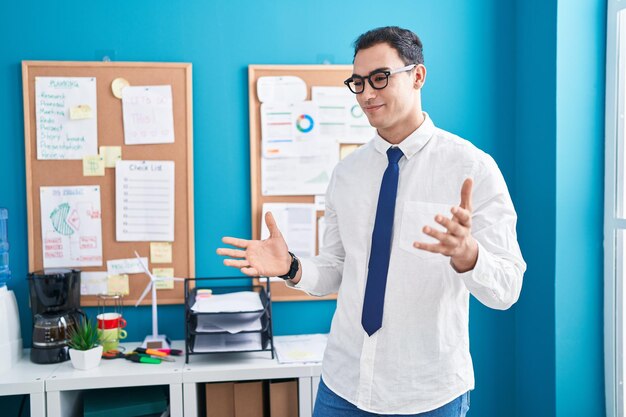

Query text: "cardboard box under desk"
[206, 382, 235, 417]
[235, 381, 265, 417]
[205, 381, 264, 417]
[269, 380, 299, 417]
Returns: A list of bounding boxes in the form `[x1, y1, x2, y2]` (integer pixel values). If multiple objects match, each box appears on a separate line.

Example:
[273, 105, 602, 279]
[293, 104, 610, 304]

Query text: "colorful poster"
[40, 185, 103, 268]
[261, 101, 330, 158]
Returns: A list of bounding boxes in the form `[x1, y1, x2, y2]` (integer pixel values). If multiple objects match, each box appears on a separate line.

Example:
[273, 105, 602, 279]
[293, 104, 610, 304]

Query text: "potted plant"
[67, 317, 102, 370]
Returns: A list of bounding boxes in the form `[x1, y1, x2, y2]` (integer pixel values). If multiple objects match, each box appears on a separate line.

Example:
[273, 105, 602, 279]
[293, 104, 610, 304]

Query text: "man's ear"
[414, 64, 427, 89]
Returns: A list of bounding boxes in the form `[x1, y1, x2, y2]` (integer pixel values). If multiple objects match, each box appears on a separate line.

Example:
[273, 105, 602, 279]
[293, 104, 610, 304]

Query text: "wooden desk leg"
[30, 392, 46, 417]
[169, 383, 183, 417]
[183, 382, 198, 417]
[298, 377, 312, 417]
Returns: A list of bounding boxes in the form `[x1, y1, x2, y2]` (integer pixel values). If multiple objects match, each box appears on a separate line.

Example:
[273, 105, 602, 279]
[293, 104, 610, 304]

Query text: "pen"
[135, 347, 168, 357]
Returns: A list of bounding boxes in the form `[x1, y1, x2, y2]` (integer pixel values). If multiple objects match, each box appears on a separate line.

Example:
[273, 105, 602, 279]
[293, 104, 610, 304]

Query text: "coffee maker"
[28, 269, 83, 364]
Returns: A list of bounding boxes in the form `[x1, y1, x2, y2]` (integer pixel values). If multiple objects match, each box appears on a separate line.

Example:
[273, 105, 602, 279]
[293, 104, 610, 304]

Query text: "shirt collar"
[372, 112, 436, 160]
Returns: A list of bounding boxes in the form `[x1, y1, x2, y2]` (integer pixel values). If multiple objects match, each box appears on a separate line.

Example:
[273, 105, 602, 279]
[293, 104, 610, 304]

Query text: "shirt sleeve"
[286, 171, 345, 296]
[452, 155, 526, 310]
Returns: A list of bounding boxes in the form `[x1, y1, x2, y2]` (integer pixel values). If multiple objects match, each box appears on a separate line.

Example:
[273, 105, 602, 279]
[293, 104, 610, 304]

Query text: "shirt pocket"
[398, 201, 451, 260]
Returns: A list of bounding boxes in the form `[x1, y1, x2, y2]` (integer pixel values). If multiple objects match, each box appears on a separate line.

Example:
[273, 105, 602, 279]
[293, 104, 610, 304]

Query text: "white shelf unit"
[45, 341, 185, 417]
[0, 352, 58, 417]
[0, 340, 324, 416]
[182, 351, 322, 417]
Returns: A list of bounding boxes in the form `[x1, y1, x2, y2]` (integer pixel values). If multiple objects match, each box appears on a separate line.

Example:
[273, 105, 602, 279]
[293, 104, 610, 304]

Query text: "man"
[218, 26, 525, 416]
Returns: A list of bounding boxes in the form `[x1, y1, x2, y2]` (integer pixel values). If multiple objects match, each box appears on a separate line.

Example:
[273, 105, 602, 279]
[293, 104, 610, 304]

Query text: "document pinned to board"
[80, 271, 108, 295]
[261, 153, 338, 196]
[261, 203, 317, 259]
[40, 185, 103, 268]
[261, 101, 328, 158]
[107, 257, 149, 275]
[122, 85, 175, 145]
[115, 160, 175, 242]
[312, 86, 375, 144]
[35, 77, 98, 160]
[256, 76, 307, 103]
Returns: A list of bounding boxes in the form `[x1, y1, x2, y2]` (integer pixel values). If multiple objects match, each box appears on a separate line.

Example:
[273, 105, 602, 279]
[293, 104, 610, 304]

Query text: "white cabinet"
[183, 351, 321, 417]
[45, 341, 184, 417]
[0, 353, 56, 417]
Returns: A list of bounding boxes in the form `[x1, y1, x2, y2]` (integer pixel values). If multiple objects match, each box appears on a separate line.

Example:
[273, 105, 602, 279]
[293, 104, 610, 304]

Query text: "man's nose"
[361, 81, 377, 101]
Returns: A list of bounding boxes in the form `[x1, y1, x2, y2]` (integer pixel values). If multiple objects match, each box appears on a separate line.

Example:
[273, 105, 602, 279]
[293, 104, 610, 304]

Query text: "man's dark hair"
[353, 26, 424, 66]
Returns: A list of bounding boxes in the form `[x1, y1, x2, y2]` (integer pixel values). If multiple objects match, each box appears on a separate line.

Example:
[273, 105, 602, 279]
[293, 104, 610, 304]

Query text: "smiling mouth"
[365, 104, 384, 112]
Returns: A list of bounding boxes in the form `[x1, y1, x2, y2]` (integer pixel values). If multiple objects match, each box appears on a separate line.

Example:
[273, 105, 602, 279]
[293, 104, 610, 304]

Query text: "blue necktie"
[362, 146, 404, 336]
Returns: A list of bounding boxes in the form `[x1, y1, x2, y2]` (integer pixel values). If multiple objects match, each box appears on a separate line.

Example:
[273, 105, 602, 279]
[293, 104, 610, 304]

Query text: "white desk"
[183, 351, 322, 417]
[0, 340, 323, 417]
[0, 352, 58, 417]
[45, 341, 184, 417]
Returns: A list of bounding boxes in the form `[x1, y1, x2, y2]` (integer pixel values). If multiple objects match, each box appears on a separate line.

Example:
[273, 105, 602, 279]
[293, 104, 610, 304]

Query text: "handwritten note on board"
[107, 274, 130, 295]
[80, 271, 108, 295]
[153, 268, 175, 290]
[35, 77, 98, 160]
[115, 160, 175, 242]
[150, 242, 172, 263]
[82, 155, 105, 176]
[122, 85, 175, 145]
[107, 257, 149, 275]
[99, 146, 122, 168]
[40, 185, 103, 268]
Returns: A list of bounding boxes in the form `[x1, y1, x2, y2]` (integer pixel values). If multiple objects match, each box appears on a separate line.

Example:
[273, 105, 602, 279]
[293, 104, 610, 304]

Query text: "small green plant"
[67, 317, 99, 351]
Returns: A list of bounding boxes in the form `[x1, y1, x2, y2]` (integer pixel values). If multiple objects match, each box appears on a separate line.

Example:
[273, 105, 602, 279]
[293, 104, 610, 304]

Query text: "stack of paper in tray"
[191, 291, 265, 353]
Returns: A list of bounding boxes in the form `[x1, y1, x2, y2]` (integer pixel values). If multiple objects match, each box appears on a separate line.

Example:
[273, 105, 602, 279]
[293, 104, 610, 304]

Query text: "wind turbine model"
[134, 251, 185, 349]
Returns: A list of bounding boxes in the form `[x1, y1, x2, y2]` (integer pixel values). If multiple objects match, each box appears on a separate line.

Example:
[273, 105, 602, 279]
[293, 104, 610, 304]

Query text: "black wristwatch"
[278, 251, 299, 280]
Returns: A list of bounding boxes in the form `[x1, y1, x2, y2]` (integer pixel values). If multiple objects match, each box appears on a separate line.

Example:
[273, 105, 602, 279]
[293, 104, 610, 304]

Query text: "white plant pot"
[69, 346, 103, 370]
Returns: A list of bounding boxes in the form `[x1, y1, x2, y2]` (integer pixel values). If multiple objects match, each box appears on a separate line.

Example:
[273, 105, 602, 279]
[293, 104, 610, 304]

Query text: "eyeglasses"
[344, 64, 416, 94]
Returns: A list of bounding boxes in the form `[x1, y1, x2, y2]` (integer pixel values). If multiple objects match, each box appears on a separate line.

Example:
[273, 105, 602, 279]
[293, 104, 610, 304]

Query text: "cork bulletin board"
[22, 61, 195, 306]
[248, 64, 357, 302]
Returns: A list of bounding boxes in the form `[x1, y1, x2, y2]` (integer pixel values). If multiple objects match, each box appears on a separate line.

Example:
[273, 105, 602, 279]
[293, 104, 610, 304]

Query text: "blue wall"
[513, 1, 606, 416]
[555, 0, 606, 415]
[514, 1, 557, 415]
[0, 0, 607, 416]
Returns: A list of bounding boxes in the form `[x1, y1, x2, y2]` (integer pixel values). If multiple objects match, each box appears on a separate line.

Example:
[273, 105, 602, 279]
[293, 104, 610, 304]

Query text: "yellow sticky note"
[69, 104, 93, 120]
[107, 274, 129, 295]
[83, 155, 105, 176]
[150, 242, 172, 263]
[99, 146, 122, 168]
[153, 268, 175, 290]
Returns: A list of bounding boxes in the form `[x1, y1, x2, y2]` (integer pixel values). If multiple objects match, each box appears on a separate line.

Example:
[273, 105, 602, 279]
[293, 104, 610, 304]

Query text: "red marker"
[156, 348, 183, 356]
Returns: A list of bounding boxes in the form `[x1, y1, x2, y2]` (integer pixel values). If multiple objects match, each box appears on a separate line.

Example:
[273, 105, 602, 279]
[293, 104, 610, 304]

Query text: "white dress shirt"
[288, 113, 526, 414]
